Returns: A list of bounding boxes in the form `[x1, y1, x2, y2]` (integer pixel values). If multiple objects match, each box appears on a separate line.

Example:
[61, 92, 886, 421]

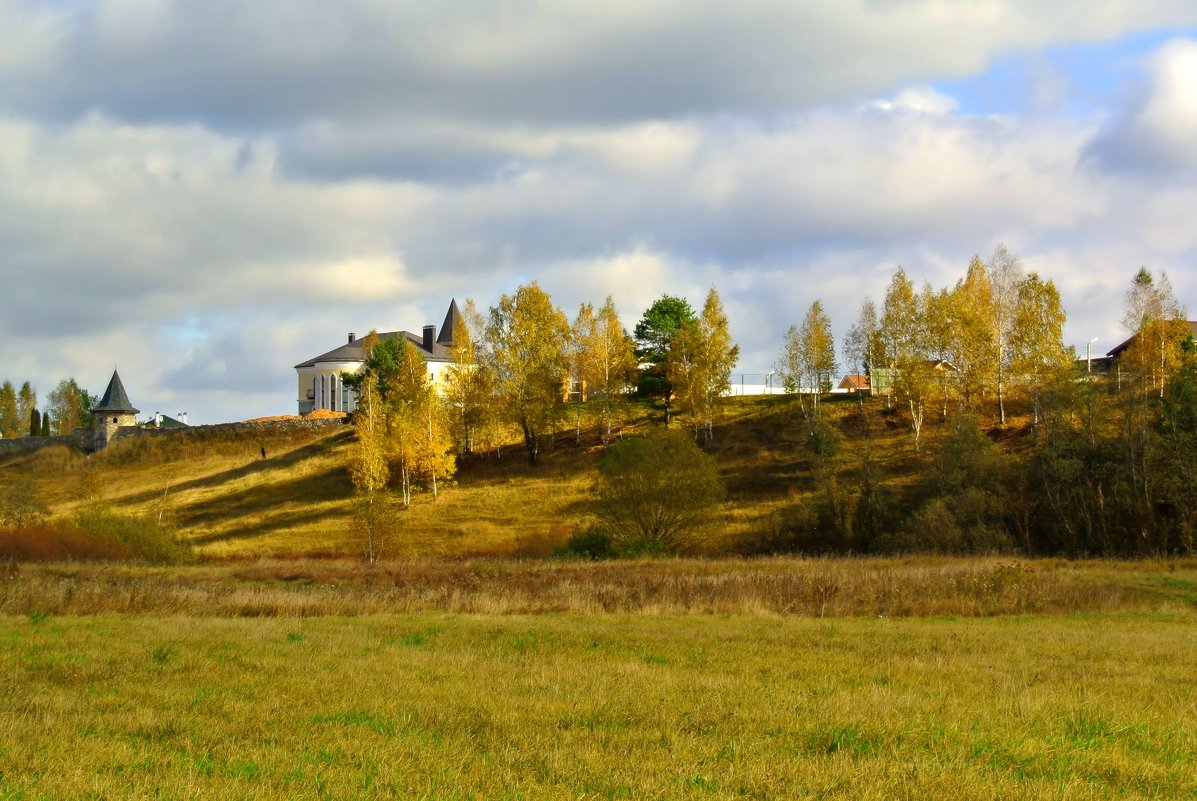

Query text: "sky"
[2, 0, 1197, 424]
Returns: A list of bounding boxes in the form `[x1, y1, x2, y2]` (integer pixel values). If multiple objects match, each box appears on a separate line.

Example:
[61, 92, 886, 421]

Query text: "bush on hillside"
[591, 427, 725, 556]
[71, 508, 193, 565]
[0, 523, 134, 562]
[560, 526, 616, 559]
[0, 480, 49, 528]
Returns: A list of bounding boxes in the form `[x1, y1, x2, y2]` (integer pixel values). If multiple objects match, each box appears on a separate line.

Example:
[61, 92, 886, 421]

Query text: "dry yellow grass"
[4, 557, 1195, 617]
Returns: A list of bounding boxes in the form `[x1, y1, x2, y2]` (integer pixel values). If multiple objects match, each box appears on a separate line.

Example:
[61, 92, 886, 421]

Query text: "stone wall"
[0, 418, 345, 457]
[0, 430, 90, 456]
[112, 417, 345, 444]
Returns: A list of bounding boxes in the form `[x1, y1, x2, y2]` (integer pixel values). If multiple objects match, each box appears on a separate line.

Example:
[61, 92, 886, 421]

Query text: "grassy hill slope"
[2, 395, 1014, 558]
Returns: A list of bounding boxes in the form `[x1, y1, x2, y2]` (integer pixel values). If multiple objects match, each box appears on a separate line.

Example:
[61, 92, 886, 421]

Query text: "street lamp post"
[765, 370, 775, 394]
[1087, 337, 1098, 374]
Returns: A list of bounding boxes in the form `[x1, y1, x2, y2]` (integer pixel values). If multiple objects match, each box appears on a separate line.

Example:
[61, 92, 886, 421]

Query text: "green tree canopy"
[633, 295, 696, 422]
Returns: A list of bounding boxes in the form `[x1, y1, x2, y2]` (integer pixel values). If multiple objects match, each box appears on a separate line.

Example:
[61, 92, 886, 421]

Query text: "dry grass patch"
[3, 557, 1195, 618]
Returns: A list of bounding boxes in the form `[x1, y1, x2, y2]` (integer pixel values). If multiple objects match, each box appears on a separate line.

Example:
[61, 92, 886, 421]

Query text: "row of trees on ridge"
[0, 378, 98, 439]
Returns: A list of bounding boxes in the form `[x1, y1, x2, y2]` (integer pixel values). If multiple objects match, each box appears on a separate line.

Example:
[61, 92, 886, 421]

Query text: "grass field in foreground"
[2, 612, 1196, 800]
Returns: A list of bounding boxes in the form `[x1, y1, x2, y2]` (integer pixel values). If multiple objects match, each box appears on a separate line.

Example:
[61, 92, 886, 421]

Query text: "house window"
[320, 375, 326, 409]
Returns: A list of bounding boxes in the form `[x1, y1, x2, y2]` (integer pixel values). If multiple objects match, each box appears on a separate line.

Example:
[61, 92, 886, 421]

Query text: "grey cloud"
[6, 1, 1197, 132]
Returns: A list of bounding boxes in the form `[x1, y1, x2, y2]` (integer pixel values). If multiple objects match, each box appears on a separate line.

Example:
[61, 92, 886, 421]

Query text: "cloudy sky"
[2, 1, 1197, 423]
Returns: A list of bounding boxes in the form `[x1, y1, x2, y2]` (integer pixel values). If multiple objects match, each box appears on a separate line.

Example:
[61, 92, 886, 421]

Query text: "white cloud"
[1086, 37, 1197, 172]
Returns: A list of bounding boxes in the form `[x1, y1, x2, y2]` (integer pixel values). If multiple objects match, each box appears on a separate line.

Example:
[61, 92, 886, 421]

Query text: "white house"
[294, 300, 463, 414]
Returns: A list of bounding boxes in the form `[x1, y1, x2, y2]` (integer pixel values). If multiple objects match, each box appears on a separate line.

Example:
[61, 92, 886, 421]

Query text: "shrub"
[560, 527, 616, 560]
[591, 427, 725, 555]
[0, 523, 134, 562]
[71, 508, 192, 564]
[1, 480, 50, 528]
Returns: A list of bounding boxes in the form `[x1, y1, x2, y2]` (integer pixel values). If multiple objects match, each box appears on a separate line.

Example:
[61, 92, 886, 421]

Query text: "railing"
[724, 373, 787, 396]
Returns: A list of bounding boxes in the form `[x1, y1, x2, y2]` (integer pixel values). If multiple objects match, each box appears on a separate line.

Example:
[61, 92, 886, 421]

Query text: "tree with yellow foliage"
[486, 282, 572, 464]
[671, 288, 739, 443]
[348, 372, 391, 562]
[573, 296, 637, 447]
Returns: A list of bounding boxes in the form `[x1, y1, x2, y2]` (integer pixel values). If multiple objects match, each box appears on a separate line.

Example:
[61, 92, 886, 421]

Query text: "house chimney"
[423, 325, 435, 352]
[348, 332, 356, 344]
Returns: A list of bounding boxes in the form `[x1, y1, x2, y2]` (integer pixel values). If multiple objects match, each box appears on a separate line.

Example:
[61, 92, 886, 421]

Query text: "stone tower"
[91, 369, 139, 451]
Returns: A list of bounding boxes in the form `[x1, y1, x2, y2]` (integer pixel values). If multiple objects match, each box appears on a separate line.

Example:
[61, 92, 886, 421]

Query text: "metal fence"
[724, 373, 787, 396]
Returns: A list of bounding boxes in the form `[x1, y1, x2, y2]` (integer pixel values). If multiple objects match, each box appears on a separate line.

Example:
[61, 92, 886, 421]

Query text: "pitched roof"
[837, 374, 870, 390]
[1107, 321, 1197, 357]
[294, 330, 452, 369]
[295, 300, 461, 369]
[92, 369, 140, 414]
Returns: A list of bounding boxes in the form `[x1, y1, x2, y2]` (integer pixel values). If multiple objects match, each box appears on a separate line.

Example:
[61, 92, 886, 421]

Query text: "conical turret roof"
[91, 369, 139, 414]
[437, 298, 463, 346]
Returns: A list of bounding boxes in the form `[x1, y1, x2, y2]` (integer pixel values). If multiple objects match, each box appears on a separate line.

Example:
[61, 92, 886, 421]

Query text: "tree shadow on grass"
[174, 465, 354, 541]
[116, 430, 353, 506]
[186, 508, 325, 546]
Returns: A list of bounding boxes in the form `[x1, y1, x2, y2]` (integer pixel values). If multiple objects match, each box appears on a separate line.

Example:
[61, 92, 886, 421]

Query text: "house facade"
[294, 300, 463, 415]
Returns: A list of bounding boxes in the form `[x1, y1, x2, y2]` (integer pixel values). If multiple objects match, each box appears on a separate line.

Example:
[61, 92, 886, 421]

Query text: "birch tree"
[442, 298, 497, 455]
[882, 268, 933, 450]
[1010, 273, 1070, 432]
[843, 299, 883, 381]
[987, 244, 1025, 425]
[348, 373, 391, 562]
[486, 282, 572, 464]
[1122, 267, 1189, 396]
[946, 257, 995, 410]
[574, 296, 637, 447]
[389, 338, 455, 505]
[671, 288, 738, 443]
[778, 299, 836, 434]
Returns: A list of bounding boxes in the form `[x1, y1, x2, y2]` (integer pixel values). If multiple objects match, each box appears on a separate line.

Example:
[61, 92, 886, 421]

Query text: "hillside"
[1, 394, 1007, 559]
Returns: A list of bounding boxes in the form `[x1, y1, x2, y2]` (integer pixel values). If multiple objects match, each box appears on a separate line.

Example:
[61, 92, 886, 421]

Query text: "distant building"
[868, 360, 957, 397]
[1081, 321, 1197, 374]
[835, 374, 870, 395]
[145, 412, 189, 429]
[91, 369, 139, 451]
[293, 300, 463, 415]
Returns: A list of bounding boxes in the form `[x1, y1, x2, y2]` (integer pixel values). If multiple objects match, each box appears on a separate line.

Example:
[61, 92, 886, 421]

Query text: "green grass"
[2, 611, 1195, 799]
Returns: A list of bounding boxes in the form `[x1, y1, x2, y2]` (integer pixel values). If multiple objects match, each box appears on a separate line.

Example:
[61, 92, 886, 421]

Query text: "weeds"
[0, 557, 1190, 618]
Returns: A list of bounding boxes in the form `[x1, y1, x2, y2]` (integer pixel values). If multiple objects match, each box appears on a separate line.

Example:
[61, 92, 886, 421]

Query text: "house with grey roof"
[294, 300, 463, 415]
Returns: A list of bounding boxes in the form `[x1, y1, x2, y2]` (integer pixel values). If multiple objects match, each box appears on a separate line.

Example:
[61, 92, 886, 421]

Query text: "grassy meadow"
[4, 398, 1197, 798]
[2, 609, 1196, 799]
